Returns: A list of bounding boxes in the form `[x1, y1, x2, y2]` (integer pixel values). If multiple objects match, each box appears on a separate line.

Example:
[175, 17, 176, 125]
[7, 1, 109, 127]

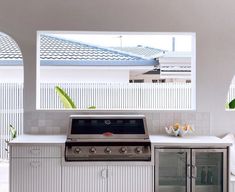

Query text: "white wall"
[1, 0, 235, 136]
[40, 67, 129, 83]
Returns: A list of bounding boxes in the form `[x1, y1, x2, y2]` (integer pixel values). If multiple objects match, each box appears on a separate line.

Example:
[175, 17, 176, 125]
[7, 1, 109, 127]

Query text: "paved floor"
[0, 161, 9, 192]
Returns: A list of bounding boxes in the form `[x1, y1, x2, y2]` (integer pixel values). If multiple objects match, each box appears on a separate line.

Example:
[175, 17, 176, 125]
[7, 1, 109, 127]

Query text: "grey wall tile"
[24, 111, 211, 136]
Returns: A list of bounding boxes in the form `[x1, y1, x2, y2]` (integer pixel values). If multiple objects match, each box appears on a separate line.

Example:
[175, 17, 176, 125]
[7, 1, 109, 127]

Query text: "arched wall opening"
[0, 32, 24, 160]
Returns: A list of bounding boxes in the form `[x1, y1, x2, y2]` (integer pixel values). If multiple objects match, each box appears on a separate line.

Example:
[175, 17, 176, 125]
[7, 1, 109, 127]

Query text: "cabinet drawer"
[11, 145, 62, 158]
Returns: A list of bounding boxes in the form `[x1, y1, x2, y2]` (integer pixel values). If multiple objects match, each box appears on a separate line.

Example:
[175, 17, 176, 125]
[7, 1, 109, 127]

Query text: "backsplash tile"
[24, 111, 211, 136]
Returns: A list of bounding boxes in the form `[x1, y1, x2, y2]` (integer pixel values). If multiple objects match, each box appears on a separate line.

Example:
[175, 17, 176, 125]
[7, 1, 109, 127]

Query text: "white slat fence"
[0, 83, 23, 160]
[40, 83, 192, 110]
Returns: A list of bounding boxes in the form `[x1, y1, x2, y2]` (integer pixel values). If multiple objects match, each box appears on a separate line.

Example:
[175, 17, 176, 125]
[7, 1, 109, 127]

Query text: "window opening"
[37, 32, 196, 110]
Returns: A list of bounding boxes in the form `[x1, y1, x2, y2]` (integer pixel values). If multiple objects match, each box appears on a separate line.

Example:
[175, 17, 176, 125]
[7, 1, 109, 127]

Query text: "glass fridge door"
[191, 149, 227, 192]
[155, 149, 190, 192]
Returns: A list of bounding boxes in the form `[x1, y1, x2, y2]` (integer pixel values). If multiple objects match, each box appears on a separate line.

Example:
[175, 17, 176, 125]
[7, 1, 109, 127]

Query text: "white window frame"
[36, 31, 196, 111]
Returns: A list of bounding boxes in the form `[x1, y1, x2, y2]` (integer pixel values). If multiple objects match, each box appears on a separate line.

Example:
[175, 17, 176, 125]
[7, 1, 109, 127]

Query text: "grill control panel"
[65, 142, 151, 161]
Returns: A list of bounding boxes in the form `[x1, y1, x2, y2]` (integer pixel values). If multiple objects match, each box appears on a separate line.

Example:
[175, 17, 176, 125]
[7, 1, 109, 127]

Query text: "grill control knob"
[89, 147, 96, 154]
[135, 147, 143, 154]
[74, 147, 81, 154]
[120, 147, 127, 154]
[104, 147, 111, 154]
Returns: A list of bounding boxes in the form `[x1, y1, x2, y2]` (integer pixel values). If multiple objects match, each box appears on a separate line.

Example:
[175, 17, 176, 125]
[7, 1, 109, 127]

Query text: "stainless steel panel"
[65, 144, 151, 161]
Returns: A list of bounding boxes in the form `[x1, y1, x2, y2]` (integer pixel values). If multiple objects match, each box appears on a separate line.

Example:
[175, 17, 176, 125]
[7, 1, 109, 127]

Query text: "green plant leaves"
[225, 102, 229, 109]
[5, 124, 17, 152]
[9, 124, 17, 139]
[229, 98, 235, 109]
[55, 86, 77, 109]
[88, 106, 96, 109]
[55, 85, 96, 109]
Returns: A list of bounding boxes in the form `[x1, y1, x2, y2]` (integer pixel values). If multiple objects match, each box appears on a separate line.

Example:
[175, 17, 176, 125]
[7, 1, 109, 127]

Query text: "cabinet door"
[155, 149, 191, 192]
[192, 149, 227, 192]
[11, 158, 61, 192]
[62, 165, 107, 192]
[107, 165, 153, 192]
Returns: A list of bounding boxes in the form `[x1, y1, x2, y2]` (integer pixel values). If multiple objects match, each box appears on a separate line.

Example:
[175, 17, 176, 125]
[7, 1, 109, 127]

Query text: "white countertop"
[150, 135, 232, 148]
[9, 134, 232, 147]
[9, 134, 66, 145]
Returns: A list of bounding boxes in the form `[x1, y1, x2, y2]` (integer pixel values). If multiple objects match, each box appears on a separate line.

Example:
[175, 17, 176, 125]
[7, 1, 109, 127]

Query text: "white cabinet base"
[62, 165, 153, 192]
[108, 165, 153, 192]
[11, 158, 61, 192]
[62, 165, 107, 192]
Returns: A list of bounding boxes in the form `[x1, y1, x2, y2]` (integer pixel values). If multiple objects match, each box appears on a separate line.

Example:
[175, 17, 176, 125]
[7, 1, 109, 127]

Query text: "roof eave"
[40, 59, 158, 66]
[0, 59, 23, 66]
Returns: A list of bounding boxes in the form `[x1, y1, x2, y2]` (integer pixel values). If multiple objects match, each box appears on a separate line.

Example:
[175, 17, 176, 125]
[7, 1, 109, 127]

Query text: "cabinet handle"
[30, 161, 41, 168]
[30, 148, 40, 155]
[101, 169, 108, 179]
[192, 165, 197, 179]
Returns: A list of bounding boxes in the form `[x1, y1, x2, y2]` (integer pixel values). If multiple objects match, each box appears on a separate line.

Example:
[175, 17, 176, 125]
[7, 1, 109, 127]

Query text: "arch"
[0, 32, 24, 160]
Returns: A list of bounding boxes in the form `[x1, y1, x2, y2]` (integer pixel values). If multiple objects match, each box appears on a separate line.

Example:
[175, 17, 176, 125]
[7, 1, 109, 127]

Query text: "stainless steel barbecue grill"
[65, 114, 151, 161]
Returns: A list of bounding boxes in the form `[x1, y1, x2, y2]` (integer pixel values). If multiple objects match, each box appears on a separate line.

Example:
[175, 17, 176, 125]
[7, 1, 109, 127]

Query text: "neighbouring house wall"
[0, 67, 23, 82]
[1, 0, 235, 136]
[40, 68, 129, 83]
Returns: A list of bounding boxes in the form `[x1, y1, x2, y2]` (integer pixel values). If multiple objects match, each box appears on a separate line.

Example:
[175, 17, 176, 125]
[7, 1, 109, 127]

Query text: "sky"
[51, 33, 193, 52]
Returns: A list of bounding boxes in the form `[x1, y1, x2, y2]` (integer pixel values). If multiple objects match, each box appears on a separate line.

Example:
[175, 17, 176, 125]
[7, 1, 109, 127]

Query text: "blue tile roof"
[0, 33, 160, 67]
[0, 33, 23, 66]
[40, 35, 157, 66]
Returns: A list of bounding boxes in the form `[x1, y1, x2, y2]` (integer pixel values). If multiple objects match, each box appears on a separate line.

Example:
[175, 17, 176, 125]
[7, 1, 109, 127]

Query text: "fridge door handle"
[187, 164, 191, 178]
[192, 165, 197, 179]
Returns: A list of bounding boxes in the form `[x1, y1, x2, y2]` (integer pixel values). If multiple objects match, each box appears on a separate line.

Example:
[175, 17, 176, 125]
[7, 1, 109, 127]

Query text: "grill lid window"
[71, 119, 145, 135]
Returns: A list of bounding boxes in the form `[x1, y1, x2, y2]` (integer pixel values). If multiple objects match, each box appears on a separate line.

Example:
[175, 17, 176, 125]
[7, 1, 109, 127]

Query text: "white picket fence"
[0, 83, 23, 160]
[40, 83, 192, 110]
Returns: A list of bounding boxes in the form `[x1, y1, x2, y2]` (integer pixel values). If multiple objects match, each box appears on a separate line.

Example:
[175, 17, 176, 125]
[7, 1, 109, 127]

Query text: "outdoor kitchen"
[1, 1, 235, 192]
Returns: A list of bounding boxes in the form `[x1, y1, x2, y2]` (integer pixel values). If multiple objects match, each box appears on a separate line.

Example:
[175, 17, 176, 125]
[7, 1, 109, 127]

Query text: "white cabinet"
[11, 145, 61, 158]
[230, 176, 235, 192]
[62, 165, 107, 192]
[11, 158, 61, 192]
[11, 144, 153, 192]
[107, 165, 153, 192]
[62, 165, 153, 192]
[10, 145, 62, 192]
